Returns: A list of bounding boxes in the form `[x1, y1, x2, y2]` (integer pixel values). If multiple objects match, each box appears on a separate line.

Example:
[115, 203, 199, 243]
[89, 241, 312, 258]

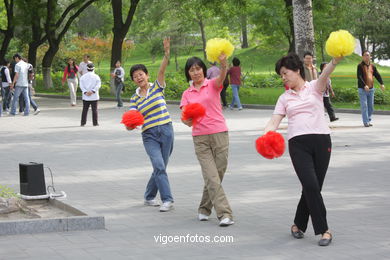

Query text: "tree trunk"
[292, 0, 315, 59]
[285, 0, 295, 53]
[241, 14, 249, 49]
[198, 17, 207, 60]
[0, 31, 13, 63]
[28, 42, 40, 69]
[175, 47, 179, 71]
[359, 36, 366, 54]
[110, 0, 140, 94]
[0, 0, 15, 63]
[42, 67, 53, 90]
[111, 34, 124, 68]
[41, 46, 58, 89]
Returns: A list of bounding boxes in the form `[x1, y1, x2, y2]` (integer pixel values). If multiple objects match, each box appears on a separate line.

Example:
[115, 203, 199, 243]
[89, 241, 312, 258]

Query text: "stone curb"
[0, 199, 105, 236]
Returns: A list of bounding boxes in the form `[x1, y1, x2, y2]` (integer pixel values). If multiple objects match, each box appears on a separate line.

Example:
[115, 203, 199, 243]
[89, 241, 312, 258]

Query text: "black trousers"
[323, 97, 336, 120]
[220, 83, 229, 107]
[81, 100, 98, 126]
[288, 134, 331, 235]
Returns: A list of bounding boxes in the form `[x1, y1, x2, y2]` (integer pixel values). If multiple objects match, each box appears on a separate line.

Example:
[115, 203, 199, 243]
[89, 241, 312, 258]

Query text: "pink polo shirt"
[274, 80, 330, 140]
[180, 78, 228, 136]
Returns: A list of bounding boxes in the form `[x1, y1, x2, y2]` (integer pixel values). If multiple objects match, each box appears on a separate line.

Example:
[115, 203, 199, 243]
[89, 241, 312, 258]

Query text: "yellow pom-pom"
[205, 38, 234, 63]
[325, 30, 356, 57]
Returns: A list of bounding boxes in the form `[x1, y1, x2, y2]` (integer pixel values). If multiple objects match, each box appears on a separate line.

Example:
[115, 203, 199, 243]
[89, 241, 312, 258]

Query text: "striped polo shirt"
[129, 80, 172, 132]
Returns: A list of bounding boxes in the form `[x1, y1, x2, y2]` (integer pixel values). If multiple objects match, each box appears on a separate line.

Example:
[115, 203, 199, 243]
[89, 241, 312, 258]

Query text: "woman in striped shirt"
[127, 38, 174, 212]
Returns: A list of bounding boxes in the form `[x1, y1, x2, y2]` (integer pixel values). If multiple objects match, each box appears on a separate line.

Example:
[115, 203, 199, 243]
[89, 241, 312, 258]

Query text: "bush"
[333, 87, 390, 105]
[243, 73, 283, 88]
[164, 72, 188, 100]
[333, 87, 358, 103]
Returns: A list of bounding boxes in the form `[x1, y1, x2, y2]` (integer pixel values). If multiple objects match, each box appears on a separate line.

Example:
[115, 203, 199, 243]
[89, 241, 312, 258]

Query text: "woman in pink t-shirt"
[264, 53, 343, 246]
[180, 54, 234, 227]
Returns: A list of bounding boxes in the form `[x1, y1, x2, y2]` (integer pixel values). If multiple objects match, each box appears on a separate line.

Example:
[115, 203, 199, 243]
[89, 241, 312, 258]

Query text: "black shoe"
[318, 231, 332, 246]
[364, 123, 370, 127]
[93, 124, 99, 126]
[330, 117, 339, 122]
[291, 225, 304, 239]
[80, 124, 85, 127]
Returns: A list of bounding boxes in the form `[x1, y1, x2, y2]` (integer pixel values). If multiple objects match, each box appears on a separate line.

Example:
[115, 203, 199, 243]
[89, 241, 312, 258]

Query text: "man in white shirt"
[78, 54, 92, 76]
[10, 54, 30, 116]
[80, 63, 101, 126]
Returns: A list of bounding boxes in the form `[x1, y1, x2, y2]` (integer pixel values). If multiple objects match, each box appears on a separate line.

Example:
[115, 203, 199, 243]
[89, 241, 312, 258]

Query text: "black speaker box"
[19, 162, 46, 196]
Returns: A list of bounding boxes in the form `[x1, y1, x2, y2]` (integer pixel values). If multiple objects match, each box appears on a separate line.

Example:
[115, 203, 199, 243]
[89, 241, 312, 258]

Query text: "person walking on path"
[19, 59, 40, 115]
[1, 60, 12, 114]
[79, 54, 92, 77]
[111, 60, 125, 108]
[127, 38, 175, 213]
[181, 54, 234, 227]
[264, 53, 344, 246]
[357, 50, 385, 127]
[80, 63, 101, 126]
[62, 58, 79, 106]
[320, 62, 338, 122]
[9, 54, 30, 116]
[227, 57, 242, 110]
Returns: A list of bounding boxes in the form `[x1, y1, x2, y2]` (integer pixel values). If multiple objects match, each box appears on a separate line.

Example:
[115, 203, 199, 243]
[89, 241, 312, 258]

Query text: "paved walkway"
[0, 97, 390, 259]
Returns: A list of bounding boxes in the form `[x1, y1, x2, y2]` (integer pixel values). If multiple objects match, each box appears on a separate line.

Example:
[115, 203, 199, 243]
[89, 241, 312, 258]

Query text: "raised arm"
[215, 53, 228, 88]
[157, 37, 170, 86]
[316, 57, 344, 93]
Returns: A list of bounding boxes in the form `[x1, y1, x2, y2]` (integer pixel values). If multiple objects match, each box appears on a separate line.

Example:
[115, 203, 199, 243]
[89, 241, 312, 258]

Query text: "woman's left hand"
[218, 53, 227, 67]
[333, 56, 344, 65]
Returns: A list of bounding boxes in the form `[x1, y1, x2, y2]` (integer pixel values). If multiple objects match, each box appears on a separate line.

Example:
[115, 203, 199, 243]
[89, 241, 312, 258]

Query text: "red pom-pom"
[255, 131, 285, 159]
[181, 103, 206, 126]
[121, 110, 144, 128]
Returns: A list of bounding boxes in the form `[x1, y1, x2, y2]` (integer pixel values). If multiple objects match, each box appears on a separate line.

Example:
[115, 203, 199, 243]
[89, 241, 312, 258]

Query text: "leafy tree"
[42, 0, 97, 89]
[345, 0, 390, 59]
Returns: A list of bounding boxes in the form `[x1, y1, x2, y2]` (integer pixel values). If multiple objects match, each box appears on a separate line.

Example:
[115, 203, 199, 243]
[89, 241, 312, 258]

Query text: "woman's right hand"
[181, 118, 193, 127]
[126, 126, 135, 131]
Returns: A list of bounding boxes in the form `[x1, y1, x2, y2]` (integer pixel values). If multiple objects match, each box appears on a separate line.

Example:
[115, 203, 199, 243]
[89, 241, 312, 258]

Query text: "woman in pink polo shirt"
[264, 53, 343, 246]
[180, 54, 234, 227]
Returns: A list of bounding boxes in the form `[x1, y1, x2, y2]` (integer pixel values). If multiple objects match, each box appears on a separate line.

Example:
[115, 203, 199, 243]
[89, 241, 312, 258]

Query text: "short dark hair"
[303, 52, 313, 58]
[184, 57, 207, 82]
[362, 50, 370, 56]
[130, 64, 148, 80]
[1, 60, 9, 66]
[83, 54, 90, 58]
[232, 57, 240, 66]
[320, 62, 328, 72]
[275, 53, 305, 79]
[13, 53, 22, 60]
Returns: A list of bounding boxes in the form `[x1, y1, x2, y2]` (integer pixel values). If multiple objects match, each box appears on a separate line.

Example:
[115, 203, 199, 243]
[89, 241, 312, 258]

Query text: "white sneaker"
[144, 199, 160, 207]
[238, 107, 243, 111]
[34, 109, 40, 115]
[219, 217, 234, 227]
[159, 201, 174, 212]
[198, 213, 209, 221]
